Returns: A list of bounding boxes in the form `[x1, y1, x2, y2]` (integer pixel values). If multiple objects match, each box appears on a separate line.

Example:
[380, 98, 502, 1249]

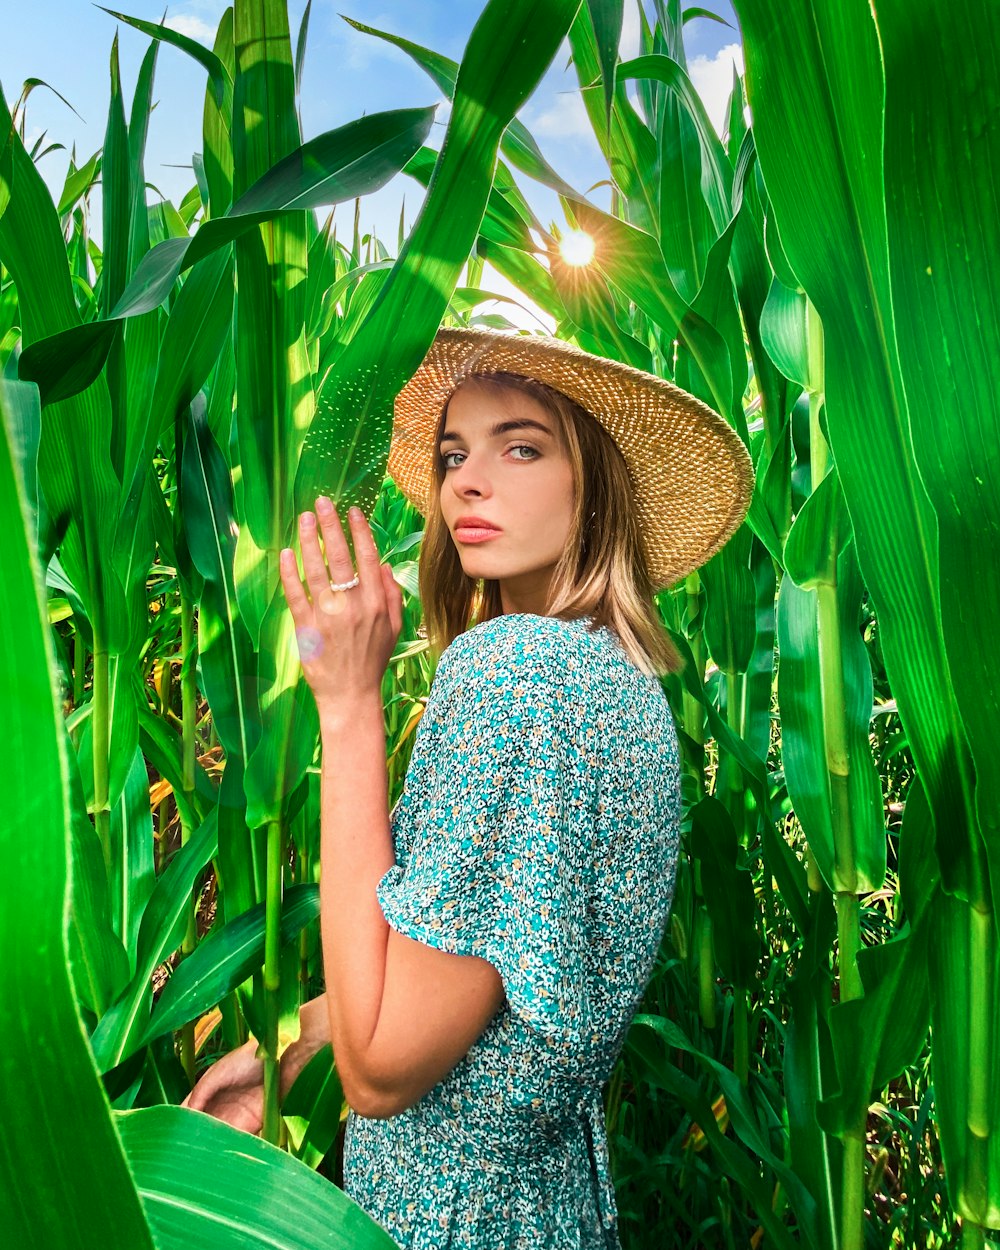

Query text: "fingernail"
[349, 506, 362, 521]
[316, 496, 333, 513]
[300, 511, 316, 528]
[280, 548, 294, 566]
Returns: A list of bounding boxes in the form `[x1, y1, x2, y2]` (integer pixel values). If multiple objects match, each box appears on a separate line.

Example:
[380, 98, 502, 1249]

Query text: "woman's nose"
[451, 455, 491, 495]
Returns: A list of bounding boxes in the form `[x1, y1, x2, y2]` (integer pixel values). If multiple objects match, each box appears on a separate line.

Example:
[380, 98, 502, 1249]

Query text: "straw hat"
[388, 327, 755, 592]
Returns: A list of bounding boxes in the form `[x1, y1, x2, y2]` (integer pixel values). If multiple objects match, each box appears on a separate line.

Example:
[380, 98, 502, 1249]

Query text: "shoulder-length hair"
[416, 370, 686, 679]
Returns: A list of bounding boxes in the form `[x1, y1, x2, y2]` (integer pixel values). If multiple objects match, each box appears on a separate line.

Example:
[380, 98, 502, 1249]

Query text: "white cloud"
[688, 42, 746, 138]
[620, 0, 642, 60]
[163, 15, 217, 44]
[525, 90, 595, 142]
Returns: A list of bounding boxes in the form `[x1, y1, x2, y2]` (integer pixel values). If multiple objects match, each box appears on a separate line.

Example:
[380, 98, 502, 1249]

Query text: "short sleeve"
[375, 623, 592, 1049]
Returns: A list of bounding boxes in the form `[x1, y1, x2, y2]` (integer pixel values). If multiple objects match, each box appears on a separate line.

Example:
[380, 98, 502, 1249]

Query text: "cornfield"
[1, 0, 997, 1246]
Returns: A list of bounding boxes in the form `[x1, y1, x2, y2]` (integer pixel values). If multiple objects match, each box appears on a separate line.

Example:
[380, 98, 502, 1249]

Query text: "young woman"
[183, 327, 754, 1248]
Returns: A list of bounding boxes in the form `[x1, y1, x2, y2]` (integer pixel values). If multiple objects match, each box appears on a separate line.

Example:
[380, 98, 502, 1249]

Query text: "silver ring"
[329, 573, 360, 592]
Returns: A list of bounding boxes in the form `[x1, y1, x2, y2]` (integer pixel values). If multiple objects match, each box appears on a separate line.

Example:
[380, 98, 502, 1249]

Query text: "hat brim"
[389, 327, 755, 591]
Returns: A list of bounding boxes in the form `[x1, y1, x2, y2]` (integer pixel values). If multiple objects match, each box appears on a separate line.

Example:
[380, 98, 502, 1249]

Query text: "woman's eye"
[441, 445, 539, 470]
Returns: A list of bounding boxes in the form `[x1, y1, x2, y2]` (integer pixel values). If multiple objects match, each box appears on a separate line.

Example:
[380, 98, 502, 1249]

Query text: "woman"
[183, 328, 754, 1248]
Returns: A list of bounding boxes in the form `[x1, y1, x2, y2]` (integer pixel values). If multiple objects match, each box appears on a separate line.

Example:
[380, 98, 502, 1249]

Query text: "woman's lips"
[455, 526, 502, 543]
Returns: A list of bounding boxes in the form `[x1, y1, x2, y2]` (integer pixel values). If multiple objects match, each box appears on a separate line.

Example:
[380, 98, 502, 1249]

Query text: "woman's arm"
[318, 692, 397, 1111]
[316, 693, 506, 1119]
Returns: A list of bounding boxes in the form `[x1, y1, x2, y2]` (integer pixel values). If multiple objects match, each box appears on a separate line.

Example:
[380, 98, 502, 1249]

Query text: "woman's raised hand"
[279, 498, 404, 713]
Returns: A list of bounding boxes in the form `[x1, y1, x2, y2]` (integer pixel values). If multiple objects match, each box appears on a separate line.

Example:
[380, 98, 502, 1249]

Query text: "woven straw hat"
[389, 327, 755, 592]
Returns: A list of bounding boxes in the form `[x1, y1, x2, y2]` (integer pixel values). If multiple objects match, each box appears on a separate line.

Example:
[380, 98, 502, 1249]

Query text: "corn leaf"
[0, 377, 154, 1245]
[90, 811, 219, 1072]
[0, 87, 130, 662]
[141, 883, 319, 1045]
[732, 0, 977, 896]
[18, 107, 435, 406]
[116, 1105, 399, 1248]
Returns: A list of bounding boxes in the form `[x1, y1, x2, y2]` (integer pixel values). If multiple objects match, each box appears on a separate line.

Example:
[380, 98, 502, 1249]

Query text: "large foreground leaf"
[731, 0, 976, 899]
[877, 3, 1000, 1222]
[0, 378, 154, 1245]
[117, 1106, 397, 1249]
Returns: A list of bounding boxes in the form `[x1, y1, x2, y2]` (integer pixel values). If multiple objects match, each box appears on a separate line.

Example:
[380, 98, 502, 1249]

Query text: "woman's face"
[437, 379, 576, 616]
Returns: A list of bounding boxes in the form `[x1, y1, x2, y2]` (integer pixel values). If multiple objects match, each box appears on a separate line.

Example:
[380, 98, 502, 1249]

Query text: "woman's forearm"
[317, 692, 396, 1106]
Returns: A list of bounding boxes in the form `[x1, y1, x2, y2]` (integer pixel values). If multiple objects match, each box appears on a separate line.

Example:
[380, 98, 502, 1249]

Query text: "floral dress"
[342, 612, 682, 1249]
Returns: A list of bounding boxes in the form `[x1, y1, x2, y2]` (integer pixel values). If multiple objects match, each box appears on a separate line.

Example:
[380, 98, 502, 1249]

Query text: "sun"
[558, 230, 596, 267]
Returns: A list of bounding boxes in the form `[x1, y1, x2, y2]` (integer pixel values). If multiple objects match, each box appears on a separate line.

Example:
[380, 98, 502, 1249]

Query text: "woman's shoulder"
[435, 612, 607, 690]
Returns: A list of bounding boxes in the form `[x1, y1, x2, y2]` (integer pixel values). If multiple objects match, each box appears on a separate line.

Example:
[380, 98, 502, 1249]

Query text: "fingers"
[346, 506, 381, 574]
[283, 498, 400, 624]
[300, 507, 335, 603]
[381, 561, 403, 636]
[314, 496, 356, 588]
[279, 546, 311, 628]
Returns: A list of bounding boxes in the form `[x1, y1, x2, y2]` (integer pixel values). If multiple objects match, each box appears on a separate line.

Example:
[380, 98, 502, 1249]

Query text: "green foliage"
[1, 0, 998, 1245]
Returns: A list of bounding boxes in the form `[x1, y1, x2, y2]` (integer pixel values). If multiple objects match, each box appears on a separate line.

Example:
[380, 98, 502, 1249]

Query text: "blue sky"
[4, 0, 743, 328]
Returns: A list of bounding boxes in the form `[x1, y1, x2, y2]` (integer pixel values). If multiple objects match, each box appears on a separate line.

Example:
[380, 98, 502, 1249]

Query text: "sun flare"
[558, 230, 596, 267]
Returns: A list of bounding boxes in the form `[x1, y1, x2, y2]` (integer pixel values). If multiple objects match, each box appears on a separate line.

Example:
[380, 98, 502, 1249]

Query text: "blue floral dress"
[342, 612, 681, 1249]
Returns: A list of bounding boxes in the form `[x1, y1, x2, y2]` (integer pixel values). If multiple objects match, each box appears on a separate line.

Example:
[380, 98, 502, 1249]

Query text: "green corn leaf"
[0, 376, 154, 1245]
[116, 1105, 399, 1248]
[818, 923, 931, 1138]
[878, 0, 1000, 933]
[294, 1, 312, 109]
[665, 625, 811, 933]
[0, 87, 131, 658]
[66, 719, 131, 1017]
[90, 811, 219, 1072]
[118, 246, 234, 545]
[135, 688, 212, 834]
[567, 3, 657, 233]
[203, 7, 236, 215]
[342, 14, 587, 206]
[629, 1013, 819, 1247]
[127, 35, 159, 269]
[586, 0, 623, 131]
[282, 1042, 344, 1170]
[617, 53, 733, 233]
[56, 148, 102, 216]
[179, 395, 261, 764]
[777, 477, 885, 894]
[759, 276, 809, 388]
[98, 6, 233, 115]
[108, 742, 158, 973]
[699, 526, 755, 676]
[689, 795, 759, 986]
[18, 107, 436, 406]
[140, 883, 320, 1045]
[401, 146, 546, 258]
[731, 0, 978, 899]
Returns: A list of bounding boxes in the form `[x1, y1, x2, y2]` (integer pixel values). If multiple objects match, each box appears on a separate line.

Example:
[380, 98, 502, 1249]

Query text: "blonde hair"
[416, 371, 685, 680]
